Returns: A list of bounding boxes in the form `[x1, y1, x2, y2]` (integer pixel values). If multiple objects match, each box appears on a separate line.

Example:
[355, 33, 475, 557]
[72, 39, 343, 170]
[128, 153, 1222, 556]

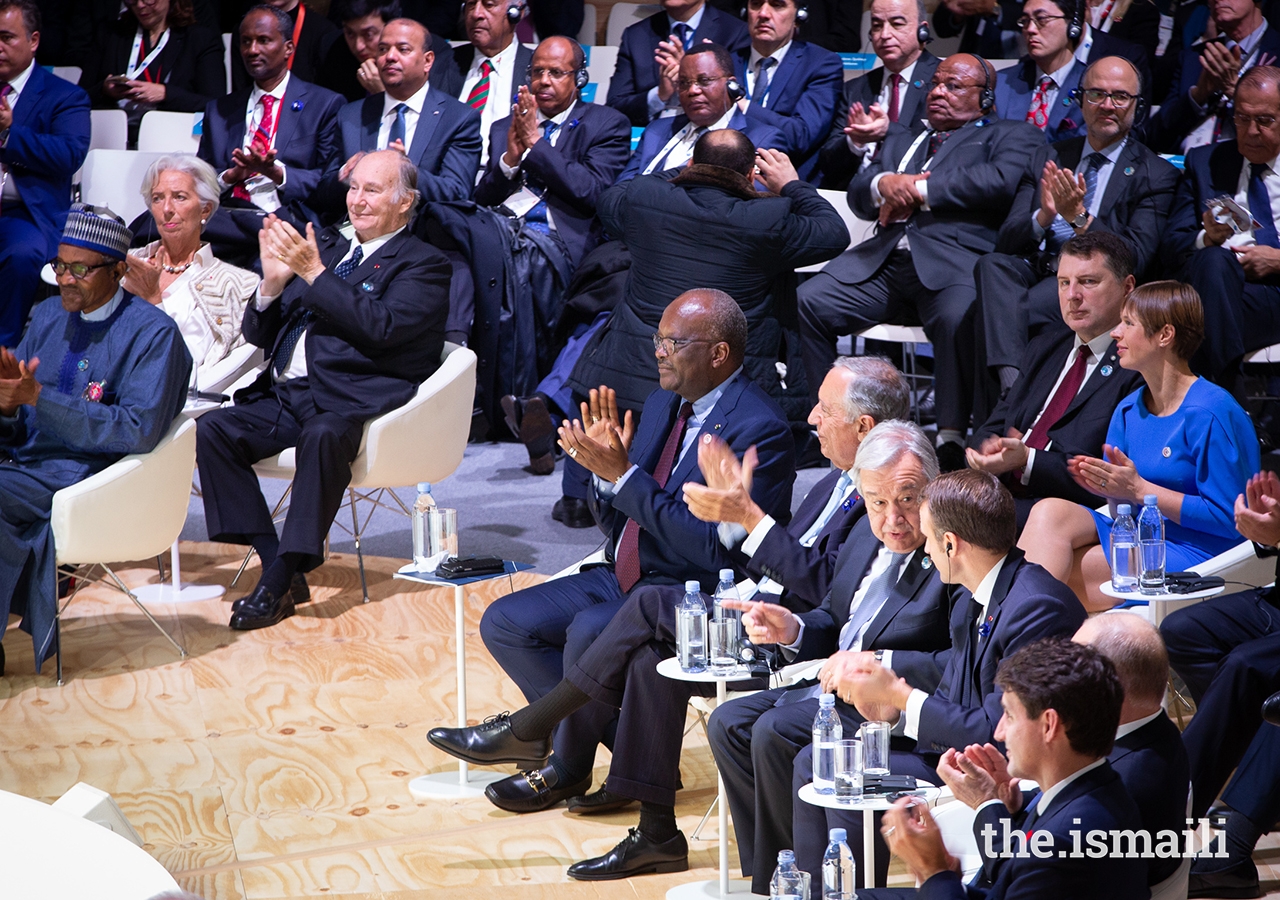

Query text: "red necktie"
[1026, 75, 1053, 130]
[233, 94, 278, 202]
[1025, 346, 1090, 450]
[0, 84, 11, 214]
[888, 72, 901, 124]
[467, 59, 492, 110]
[614, 400, 694, 593]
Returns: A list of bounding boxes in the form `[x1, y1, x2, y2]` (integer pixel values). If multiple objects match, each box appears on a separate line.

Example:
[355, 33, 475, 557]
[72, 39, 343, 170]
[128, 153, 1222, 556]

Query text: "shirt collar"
[475, 37, 519, 71]
[669, 3, 706, 35]
[342, 223, 406, 259]
[887, 59, 918, 84]
[1073, 23, 1093, 65]
[750, 40, 793, 70]
[1045, 54, 1078, 88]
[1075, 329, 1115, 362]
[536, 102, 577, 128]
[1085, 132, 1127, 163]
[970, 554, 1007, 613]
[1115, 709, 1164, 740]
[689, 366, 743, 421]
[383, 80, 431, 118]
[1036, 757, 1107, 815]
[1232, 19, 1268, 55]
[250, 70, 291, 105]
[5, 59, 35, 96]
[82, 287, 125, 322]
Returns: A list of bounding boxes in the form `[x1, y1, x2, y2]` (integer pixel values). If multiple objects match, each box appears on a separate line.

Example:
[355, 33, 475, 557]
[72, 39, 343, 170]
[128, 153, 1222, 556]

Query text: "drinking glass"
[833, 738, 863, 802]
[427, 507, 458, 570]
[860, 721, 891, 777]
[708, 619, 740, 675]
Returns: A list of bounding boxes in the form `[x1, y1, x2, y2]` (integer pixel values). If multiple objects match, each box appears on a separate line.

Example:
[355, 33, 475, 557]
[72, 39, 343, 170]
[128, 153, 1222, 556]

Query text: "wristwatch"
[1071, 210, 1090, 229]
[874, 649, 885, 663]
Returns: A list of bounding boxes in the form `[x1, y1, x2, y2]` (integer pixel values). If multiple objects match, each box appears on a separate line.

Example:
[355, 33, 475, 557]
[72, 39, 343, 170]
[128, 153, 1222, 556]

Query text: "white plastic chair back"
[89, 109, 128, 151]
[137, 111, 202, 153]
[577, 4, 597, 44]
[585, 44, 617, 100]
[79, 149, 167, 224]
[51, 66, 82, 84]
[607, 3, 661, 45]
[933, 801, 982, 883]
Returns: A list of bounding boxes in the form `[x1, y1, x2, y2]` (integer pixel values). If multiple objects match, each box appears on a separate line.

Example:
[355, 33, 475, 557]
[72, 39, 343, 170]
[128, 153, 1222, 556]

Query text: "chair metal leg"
[103, 565, 188, 659]
[230, 546, 256, 588]
[54, 568, 63, 686]
[349, 487, 370, 604]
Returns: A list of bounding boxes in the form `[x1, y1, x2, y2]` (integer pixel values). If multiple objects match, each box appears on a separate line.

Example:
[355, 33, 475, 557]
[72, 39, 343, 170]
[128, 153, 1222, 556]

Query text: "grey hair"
[1080, 613, 1170, 705]
[139, 154, 222, 218]
[345, 149, 422, 214]
[831, 356, 911, 423]
[851, 419, 940, 492]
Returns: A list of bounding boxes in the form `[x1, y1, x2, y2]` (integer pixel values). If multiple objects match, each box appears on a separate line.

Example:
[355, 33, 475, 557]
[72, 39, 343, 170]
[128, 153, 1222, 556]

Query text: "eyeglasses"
[1079, 88, 1137, 107]
[1016, 12, 1067, 30]
[51, 259, 115, 279]
[928, 79, 980, 94]
[652, 334, 712, 354]
[1234, 112, 1279, 130]
[676, 75, 728, 92]
[527, 66, 576, 81]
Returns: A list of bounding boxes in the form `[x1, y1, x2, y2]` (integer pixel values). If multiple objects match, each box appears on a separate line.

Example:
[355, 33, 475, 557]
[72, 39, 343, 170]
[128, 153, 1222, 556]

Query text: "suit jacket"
[796, 0, 864, 54]
[617, 107, 785, 183]
[80, 17, 226, 113]
[238, 227, 449, 422]
[914, 550, 1087, 755]
[995, 134, 1179, 279]
[474, 100, 632, 268]
[744, 468, 867, 612]
[231, 2, 339, 92]
[0, 65, 91, 258]
[447, 42, 535, 111]
[733, 40, 844, 180]
[1145, 24, 1280, 154]
[198, 75, 345, 209]
[606, 6, 751, 127]
[315, 31, 461, 103]
[970, 332, 1143, 508]
[917, 763, 1149, 900]
[932, 0, 1023, 59]
[593, 373, 796, 592]
[1162, 139, 1253, 270]
[792, 518, 955, 692]
[817, 51, 942, 190]
[831, 117, 1043, 291]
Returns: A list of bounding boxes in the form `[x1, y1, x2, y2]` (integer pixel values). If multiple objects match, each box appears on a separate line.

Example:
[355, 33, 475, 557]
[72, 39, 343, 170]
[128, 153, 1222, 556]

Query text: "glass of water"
[833, 738, 863, 802]
[427, 507, 458, 570]
[708, 619, 740, 675]
[860, 721, 891, 777]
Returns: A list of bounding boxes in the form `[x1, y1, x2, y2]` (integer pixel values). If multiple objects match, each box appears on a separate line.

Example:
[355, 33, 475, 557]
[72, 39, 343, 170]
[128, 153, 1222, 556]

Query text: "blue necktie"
[1250, 163, 1279, 248]
[523, 120, 559, 233]
[387, 102, 407, 148]
[1048, 151, 1106, 251]
[274, 246, 363, 376]
[752, 57, 776, 105]
[674, 22, 693, 50]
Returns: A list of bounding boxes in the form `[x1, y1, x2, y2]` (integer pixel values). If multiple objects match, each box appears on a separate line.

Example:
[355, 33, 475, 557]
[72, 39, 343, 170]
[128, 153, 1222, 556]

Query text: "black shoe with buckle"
[228, 584, 296, 630]
[484, 763, 592, 813]
[567, 827, 689, 881]
[427, 712, 551, 766]
[566, 787, 637, 815]
[1188, 858, 1261, 899]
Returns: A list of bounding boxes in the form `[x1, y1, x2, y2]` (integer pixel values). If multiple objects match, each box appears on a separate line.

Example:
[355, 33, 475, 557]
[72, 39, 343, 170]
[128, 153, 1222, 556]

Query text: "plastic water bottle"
[676, 580, 708, 672]
[1138, 494, 1166, 595]
[411, 482, 436, 569]
[1110, 504, 1139, 593]
[812, 693, 842, 794]
[713, 568, 740, 623]
[822, 828, 856, 900]
[770, 850, 806, 900]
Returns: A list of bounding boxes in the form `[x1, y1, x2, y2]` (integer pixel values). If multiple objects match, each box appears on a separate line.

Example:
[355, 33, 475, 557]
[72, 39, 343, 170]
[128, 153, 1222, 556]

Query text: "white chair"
[607, 2, 661, 45]
[79, 149, 167, 224]
[222, 33, 233, 93]
[51, 65, 82, 84]
[585, 44, 618, 99]
[137, 110, 202, 153]
[577, 3, 598, 44]
[798, 188, 874, 274]
[51, 417, 196, 684]
[192, 345, 265, 399]
[933, 801, 983, 883]
[233, 343, 478, 603]
[89, 109, 128, 151]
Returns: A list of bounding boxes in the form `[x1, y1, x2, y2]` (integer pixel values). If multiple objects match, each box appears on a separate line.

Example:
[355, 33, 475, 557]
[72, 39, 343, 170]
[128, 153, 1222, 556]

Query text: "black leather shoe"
[1264, 690, 1280, 726]
[566, 787, 637, 815]
[503, 394, 558, 475]
[552, 496, 596, 529]
[936, 441, 967, 473]
[427, 712, 551, 766]
[484, 764, 592, 813]
[567, 828, 688, 881]
[229, 585, 296, 630]
[1188, 859, 1261, 898]
[232, 572, 309, 612]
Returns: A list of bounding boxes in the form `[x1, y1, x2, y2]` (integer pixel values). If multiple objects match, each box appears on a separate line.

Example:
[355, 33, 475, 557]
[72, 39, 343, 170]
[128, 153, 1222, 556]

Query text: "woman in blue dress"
[1018, 281, 1260, 612]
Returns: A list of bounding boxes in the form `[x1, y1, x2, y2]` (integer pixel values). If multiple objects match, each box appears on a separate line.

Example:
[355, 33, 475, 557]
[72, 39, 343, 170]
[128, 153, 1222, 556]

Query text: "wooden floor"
[2, 542, 1279, 899]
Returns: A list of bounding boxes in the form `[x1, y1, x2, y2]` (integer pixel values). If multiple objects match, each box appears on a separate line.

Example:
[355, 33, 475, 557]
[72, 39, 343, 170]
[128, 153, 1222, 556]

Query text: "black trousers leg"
[1221, 722, 1280, 829]
[916, 281, 978, 432]
[1184, 246, 1248, 381]
[1160, 592, 1280, 703]
[278, 405, 365, 568]
[974, 253, 1037, 371]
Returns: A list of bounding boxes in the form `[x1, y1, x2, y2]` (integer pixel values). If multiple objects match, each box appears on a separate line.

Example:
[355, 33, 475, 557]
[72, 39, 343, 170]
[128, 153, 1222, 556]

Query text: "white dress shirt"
[746, 40, 793, 108]
[224, 71, 291, 212]
[1034, 757, 1107, 814]
[1019, 330, 1114, 484]
[846, 58, 919, 157]
[377, 81, 430, 154]
[1030, 134, 1128, 240]
[647, 3, 708, 119]
[644, 105, 735, 175]
[1114, 708, 1163, 740]
[460, 39, 521, 164]
[1194, 149, 1280, 251]
[0, 59, 36, 204]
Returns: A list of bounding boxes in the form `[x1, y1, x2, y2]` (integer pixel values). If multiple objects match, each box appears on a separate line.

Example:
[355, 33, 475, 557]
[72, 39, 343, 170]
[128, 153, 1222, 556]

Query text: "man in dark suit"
[618, 43, 784, 182]
[316, 0, 461, 102]
[232, 0, 340, 92]
[446, 0, 535, 166]
[606, 0, 750, 127]
[324, 17, 481, 218]
[977, 57, 1177, 396]
[861, 638, 1147, 900]
[1145, 0, 1280, 154]
[1162, 65, 1280, 388]
[733, 0, 842, 181]
[193, 6, 345, 266]
[797, 54, 1044, 472]
[817, 0, 941, 191]
[0, 0, 90, 349]
[968, 234, 1145, 532]
[791, 470, 1087, 884]
[932, 0, 1022, 59]
[195, 151, 450, 630]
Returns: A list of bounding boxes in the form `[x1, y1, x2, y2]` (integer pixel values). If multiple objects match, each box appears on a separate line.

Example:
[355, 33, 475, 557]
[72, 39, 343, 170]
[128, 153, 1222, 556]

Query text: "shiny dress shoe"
[484, 764, 592, 813]
[228, 585, 296, 631]
[232, 573, 309, 612]
[1264, 690, 1280, 726]
[567, 827, 688, 881]
[502, 395, 557, 475]
[552, 496, 596, 529]
[427, 712, 551, 766]
[566, 787, 637, 815]
[1188, 858, 1261, 899]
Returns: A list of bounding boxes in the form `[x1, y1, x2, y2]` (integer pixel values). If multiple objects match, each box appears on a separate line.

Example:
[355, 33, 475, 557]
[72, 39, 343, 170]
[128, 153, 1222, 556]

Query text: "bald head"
[655, 289, 748, 400]
[927, 54, 992, 131]
[1074, 613, 1169, 717]
[692, 129, 757, 177]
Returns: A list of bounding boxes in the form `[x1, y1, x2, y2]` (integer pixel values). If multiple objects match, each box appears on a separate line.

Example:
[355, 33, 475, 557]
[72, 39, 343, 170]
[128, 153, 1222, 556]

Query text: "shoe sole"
[229, 606, 295, 631]
[500, 395, 523, 439]
[567, 858, 689, 881]
[425, 733, 550, 768]
[566, 797, 638, 815]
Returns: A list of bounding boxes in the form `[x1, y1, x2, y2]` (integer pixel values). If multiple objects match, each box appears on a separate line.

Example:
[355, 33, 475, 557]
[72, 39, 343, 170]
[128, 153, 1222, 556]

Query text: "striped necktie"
[233, 94, 278, 201]
[467, 59, 492, 110]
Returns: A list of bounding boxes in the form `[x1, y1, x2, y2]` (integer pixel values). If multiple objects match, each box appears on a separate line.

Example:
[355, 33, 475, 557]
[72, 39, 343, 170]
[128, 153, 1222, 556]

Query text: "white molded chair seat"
[136, 110, 202, 153]
[194, 345, 264, 398]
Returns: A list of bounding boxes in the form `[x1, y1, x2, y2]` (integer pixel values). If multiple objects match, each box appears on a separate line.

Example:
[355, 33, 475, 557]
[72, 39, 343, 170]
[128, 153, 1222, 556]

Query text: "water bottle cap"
[1117, 504, 1131, 516]
[818, 693, 835, 707]
[1144, 494, 1158, 505]
[778, 850, 795, 862]
[720, 568, 735, 581]
[829, 827, 847, 843]
[685, 580, 701, 593]
[417, 482, 431, 493]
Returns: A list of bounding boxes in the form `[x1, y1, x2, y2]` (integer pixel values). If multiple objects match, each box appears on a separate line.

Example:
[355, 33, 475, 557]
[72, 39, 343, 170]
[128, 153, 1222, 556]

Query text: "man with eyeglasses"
[0, 204, 191, 677]
[1164, 64, 1280, 391]
[818, 0, 941, 191]
[974, 56, 1177, 404]
[993, 0, 1149, 144]
[446, 0, 534, 164]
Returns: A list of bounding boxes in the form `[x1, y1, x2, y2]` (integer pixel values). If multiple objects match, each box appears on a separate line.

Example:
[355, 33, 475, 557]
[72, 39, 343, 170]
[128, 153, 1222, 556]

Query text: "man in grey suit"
[797, 54, 1043, 471]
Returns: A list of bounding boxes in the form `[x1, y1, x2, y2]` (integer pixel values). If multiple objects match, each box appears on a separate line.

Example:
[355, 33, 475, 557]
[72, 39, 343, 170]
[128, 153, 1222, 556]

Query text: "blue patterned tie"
[752, 57, 776, 105]
[387, 103, 407, 148]
[274, 246, 363, 376]
[1250, 163, 1279, 248]
[674, 22, 693, 50]
[1048, 151, 1106, 251]
[523, 121, 559, 233]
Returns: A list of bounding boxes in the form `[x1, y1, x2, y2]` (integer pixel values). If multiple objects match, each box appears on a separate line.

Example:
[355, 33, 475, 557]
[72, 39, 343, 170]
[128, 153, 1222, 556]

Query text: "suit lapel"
[926, 116, 980, 172]
[409, 90, 446, 165]
[359, 95, 381, 152]
[273, 79, 303, 154]
[860, 548, 930, 648]
[1210, 142, 1245, 196]
[1056, 136, 1084, 171]
[828, 520, 880, 624]
[790, 469, 844, 537]
[1048, 62, 1084, 134]
[667, 375, 745, 488]
[12, 65, 44, 129]
[1062, 339, 1121, 419]
[227, 88, 250, 154]
[1098, 138, 1139, 210]
[974, 551, 1023, 675]
[763, 44, 802, 103]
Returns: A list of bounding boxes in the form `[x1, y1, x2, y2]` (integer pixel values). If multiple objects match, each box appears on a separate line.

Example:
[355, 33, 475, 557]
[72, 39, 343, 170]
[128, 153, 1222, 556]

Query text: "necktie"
[523, 120, 559, 233]
[887, 72, 901, 123]
[838, 551, 909, 651]
[466, 59, 492, 110]
[1026, 75, 1054, 130]
[233, 94, 278, 201]
[1047, 151, 1107, 250]
[958, 597, 984, 706]
[1024, 345, 1090, 450]
[1250, 163, 1280, 248]
[674, 22, 693, 51]
[752, 57, 776, 105]
[926, 129, 952, 161]
[273, 246, 362, 377]
[387, 102, 407, 149]
[649, 123, 703, 174]
[0, 84, 11, 214]
[615, 400, 694, 593]
[755, 473, 854, 596]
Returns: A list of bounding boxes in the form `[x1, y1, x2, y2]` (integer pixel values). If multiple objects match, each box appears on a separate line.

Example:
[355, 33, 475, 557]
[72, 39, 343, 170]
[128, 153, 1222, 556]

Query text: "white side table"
[656, 655, 756, 898]
[797, 781, 941, 889]
[1099, 582, 1223, 627]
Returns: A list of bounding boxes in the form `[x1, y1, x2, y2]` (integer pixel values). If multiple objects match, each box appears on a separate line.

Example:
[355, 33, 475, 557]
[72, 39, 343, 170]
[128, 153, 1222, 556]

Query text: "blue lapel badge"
[912, 79, 923, 89]
[76, 358, 89, 371]
[1100, 364, 1113, 376]
[292, 100, 304, 111]
[921, 556, 932, 570]
[1124, 166, 1135, 176]
[360, 281, 376, 292]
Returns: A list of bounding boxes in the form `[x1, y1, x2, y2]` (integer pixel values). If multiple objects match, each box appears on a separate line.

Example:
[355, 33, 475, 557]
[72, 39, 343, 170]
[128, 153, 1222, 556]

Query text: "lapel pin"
[361, 281, 376, 292]
[978, 618, 992, 638]
[912, 79, 923, 88]
[714, 423, 722, 430]
[1162, 446, 1172, 458]
[292, 100, 303, 111]
[1100, 364, 1113, 376]
[76, 358, 89, 371]
[434, 109, 440, 115]
[1124, 165, 1135, 175]
[921, 556, 932, 570]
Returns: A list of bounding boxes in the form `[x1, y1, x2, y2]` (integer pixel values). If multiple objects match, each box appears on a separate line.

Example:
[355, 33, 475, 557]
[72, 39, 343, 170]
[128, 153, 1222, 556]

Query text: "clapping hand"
[965, 429, 1027, 476]
[0, 352, 41, 416]
[1194, 41, 1243, 103]
[1236, 470, 1280, 546]
[557, 385, 634, 483]
[1045, 162, 1087, 225]
[881, 799, 960, 884]
[844, 101, 891, 144]
[512, 85, 541, 149]
[936, 743, 1023, 812]
[123, 253, 163, 304]
[683, 437, 762, 528]
[1069, 444, 1147, 502]
[655, 35, 686, 102]
[231, 145, 282, 183]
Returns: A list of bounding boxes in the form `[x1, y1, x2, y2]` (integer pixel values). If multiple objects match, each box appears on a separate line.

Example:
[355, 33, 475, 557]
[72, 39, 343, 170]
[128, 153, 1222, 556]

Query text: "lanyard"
[646, 122, 700, 174]
[125, 27, 170, 81]
[896, 128, 933, 173]
[287, 4, 304, 71]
